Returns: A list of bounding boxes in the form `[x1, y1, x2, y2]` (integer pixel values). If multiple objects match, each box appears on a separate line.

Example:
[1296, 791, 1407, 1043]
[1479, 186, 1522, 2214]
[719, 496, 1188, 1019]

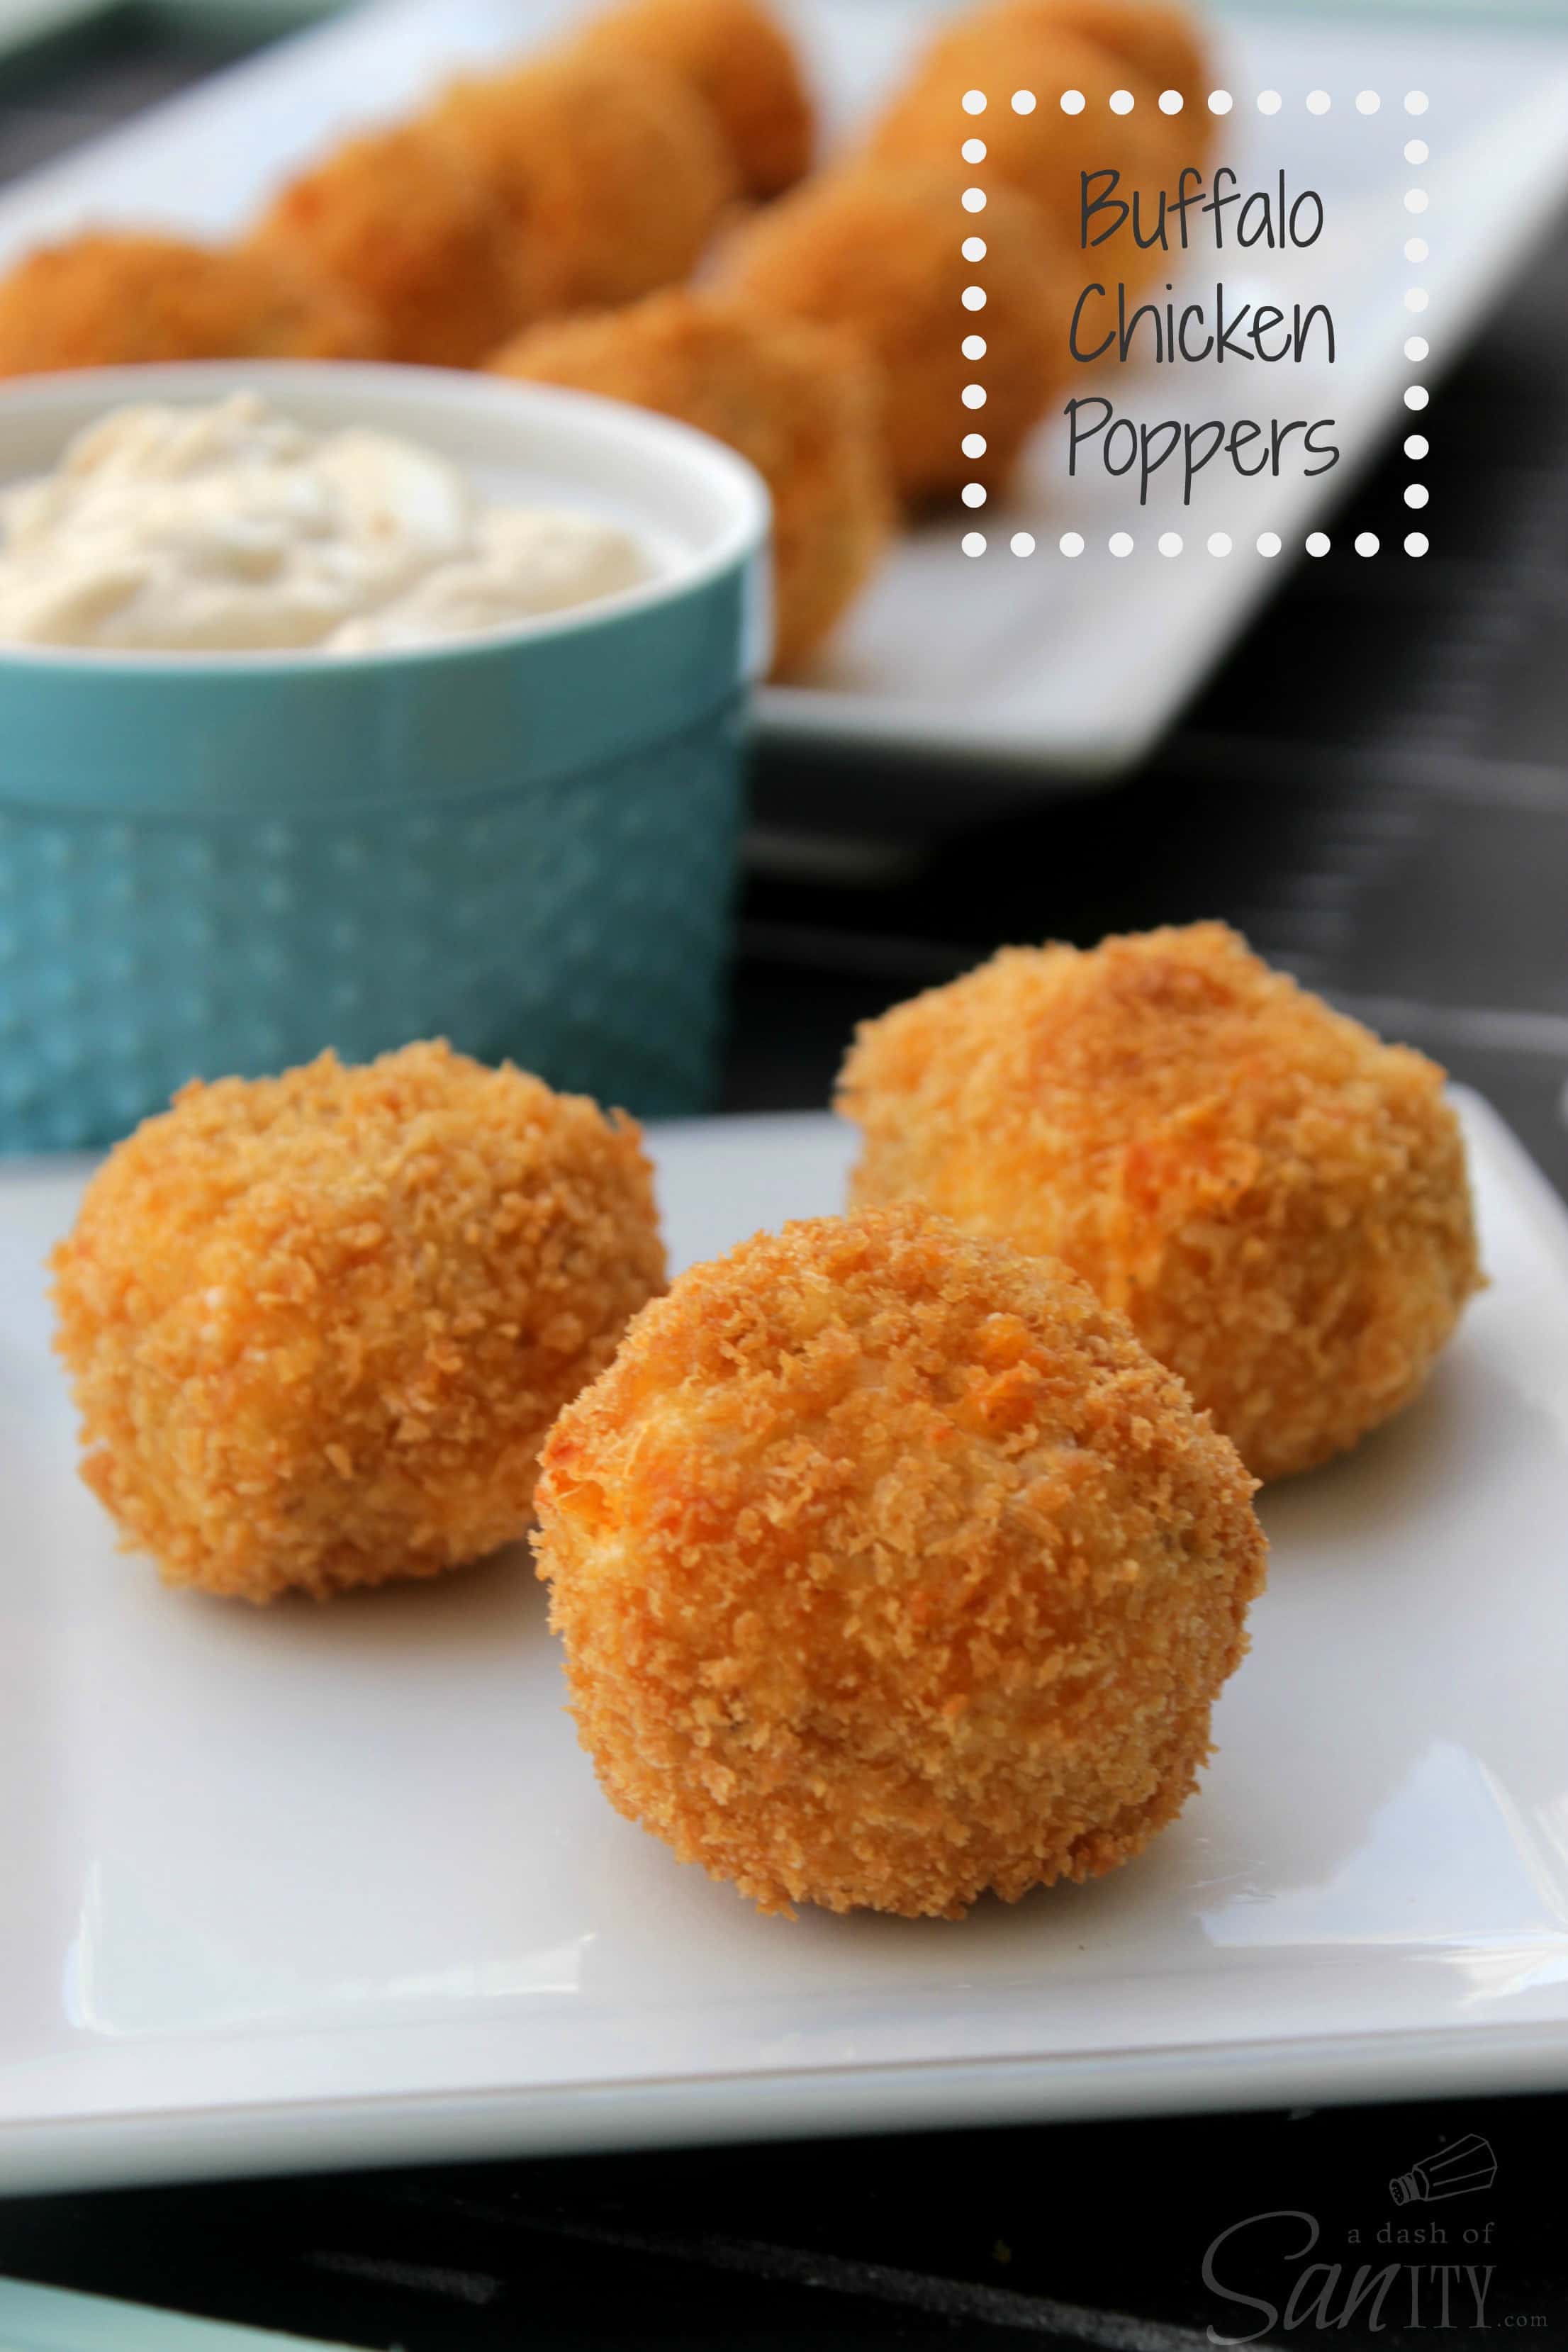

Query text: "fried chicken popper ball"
[431, 52, 734, 316]
[868, 7, 1189, 296]
[536, 1205, 1265, 1918]
[0, 231, 380, 377]
[252, 124, 532, 368]
[489, 289, 891, 675]
[573, 0, 812, 198]
[51, 1043, 665, 1605]
[721, 162, 1069, 500]
[839, 925, 1484, 1483]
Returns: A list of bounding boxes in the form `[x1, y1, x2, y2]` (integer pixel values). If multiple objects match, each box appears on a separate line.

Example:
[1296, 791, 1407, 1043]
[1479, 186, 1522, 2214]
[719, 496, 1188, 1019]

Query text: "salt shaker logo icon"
[1389, 2133, 1498, 2205]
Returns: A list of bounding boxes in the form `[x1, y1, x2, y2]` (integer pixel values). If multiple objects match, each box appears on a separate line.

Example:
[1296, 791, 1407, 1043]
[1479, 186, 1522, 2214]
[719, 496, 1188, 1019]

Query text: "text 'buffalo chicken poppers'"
[534, 1205, 1267, 1918]
[52, 1043, 665, 1603]
[839, 924, 1484, 1481]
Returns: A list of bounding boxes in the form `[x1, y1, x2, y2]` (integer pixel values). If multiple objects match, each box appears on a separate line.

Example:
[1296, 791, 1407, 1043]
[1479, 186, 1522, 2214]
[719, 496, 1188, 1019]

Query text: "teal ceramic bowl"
[0, 360, 771, 1151]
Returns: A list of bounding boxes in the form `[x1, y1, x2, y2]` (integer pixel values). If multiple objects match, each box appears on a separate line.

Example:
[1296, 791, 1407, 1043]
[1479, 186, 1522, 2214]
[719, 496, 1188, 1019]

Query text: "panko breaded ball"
[574, 0, 812, 198]
[839, 925, 1484, 1482]
[431, 52, 734, 316]
[251, 123, 533, 368]
[536, 1204, 1265, 1918]
[0, 231, 380, 377]
[722, 162, 1069, 501]
[868, 7, 1188, 293]
[489, 288, 892, 675]
[51, 1043, 665, 1605]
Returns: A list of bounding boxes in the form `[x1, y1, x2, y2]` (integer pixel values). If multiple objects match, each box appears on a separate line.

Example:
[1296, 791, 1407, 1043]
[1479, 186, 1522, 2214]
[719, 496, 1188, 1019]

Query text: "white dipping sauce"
[0, 392, 647, 654]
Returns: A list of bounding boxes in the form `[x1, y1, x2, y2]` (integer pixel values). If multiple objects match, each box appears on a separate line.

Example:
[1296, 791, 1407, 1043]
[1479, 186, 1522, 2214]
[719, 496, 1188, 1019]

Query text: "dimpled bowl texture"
[0, 361, 770, 1149]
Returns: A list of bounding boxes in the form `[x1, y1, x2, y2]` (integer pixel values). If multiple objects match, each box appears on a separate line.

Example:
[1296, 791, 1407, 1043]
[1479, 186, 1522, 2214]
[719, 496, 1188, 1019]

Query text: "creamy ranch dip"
[0, 393, 647, 653]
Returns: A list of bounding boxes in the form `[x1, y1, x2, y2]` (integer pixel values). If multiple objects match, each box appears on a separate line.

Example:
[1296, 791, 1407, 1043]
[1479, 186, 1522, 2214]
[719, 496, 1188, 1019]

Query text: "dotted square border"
[957, 82, 1433, 560]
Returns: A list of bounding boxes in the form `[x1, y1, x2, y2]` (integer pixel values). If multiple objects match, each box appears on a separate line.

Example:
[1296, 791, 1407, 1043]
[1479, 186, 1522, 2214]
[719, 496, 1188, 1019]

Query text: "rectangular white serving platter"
[3, 1090, 1568, 2197]
[1, 2, 1567, 777]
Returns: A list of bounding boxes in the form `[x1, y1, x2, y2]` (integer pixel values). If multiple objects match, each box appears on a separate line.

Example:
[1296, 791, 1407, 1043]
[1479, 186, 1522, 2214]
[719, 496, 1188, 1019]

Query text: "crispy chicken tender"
[868, 5, 1194, 294]
[839, 925, 1484, 1482]
[722, 162, 1069, 500]
[574, 0, 813, 198]
[535, 1204, 1266, 1918]
[251, 123, 533, 368]
[489, 288, 892, 675]
[51, 1043, 665, 1605]
[431, 52, 734, 316]
[0, 231, 381, 377]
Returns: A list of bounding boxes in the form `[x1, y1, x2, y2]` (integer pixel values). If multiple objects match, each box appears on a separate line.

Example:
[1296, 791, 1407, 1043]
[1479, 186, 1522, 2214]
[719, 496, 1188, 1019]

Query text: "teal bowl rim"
[0, 362, 772, 815]
[0, 359, 772, 677]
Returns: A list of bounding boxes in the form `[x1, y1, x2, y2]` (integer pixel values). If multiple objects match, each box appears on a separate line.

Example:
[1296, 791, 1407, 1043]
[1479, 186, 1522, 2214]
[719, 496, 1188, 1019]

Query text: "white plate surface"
[2, 1092, 1568, 2197]
[0, 1, 1565, 776]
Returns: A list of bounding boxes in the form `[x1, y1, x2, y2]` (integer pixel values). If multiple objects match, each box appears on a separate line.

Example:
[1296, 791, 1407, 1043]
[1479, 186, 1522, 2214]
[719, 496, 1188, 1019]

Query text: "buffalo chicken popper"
[489, 286, 892, 674]
[534, 1204, 1267, 1918]
[0, 232, 381, 376]
[252, 123, 534, 369]
[52, 1043, 665, 1603]
[839, 924, 1483, 1481]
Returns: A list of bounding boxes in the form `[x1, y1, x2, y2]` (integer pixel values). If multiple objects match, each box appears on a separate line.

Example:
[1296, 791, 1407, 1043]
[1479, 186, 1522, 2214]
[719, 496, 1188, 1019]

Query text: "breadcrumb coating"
[574, 0, 813, 198]
[839, 925, 1484, 1482]
[252, 124, 534, 369]
[489, 288, 893, 675]
[721, 162, 1071, 501]
[51, 1043, 665, 1604]
[534, 1204, 1265, 1917]
[0, 232, 381, 377]
[432, 52, 734, 315]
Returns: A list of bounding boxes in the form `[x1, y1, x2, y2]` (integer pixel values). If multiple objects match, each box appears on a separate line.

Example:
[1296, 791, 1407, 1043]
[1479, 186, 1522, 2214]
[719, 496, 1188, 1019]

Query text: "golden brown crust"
[251, 123, 534, 369]
[431, 52, 734, 315]
[51, 1042, 666, 1604]
[534, 1204, 1266, 1917]
[573, 0, 813, 198]
[488, 286, 893, 675]
[721, 162, 1070, 501]
[839, 924, 1484, 1481]
[0, 232, 381, 376]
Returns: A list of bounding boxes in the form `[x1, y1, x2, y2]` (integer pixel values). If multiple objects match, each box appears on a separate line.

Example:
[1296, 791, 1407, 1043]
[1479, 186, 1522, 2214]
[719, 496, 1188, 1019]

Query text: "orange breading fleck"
[534, 1204, 1266, 1918]
[839, 924, 1484, 1482]
[51, 1042, 665, 1603]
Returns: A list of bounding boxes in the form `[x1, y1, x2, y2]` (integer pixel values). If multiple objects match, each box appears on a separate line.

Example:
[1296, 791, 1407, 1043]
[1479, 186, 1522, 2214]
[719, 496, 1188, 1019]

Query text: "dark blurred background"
[2, 8, 1567, 2347]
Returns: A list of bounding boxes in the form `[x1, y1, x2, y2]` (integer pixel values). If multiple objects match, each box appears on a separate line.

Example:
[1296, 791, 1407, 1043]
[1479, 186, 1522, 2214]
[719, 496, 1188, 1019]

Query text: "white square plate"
[2, 1092, 1568, 2197]
[1, 1, 1566, 778]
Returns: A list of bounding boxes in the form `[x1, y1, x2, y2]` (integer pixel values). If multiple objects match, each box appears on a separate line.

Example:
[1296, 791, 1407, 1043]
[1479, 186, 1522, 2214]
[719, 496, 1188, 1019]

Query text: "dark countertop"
[3, 13, 1567, 2347]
